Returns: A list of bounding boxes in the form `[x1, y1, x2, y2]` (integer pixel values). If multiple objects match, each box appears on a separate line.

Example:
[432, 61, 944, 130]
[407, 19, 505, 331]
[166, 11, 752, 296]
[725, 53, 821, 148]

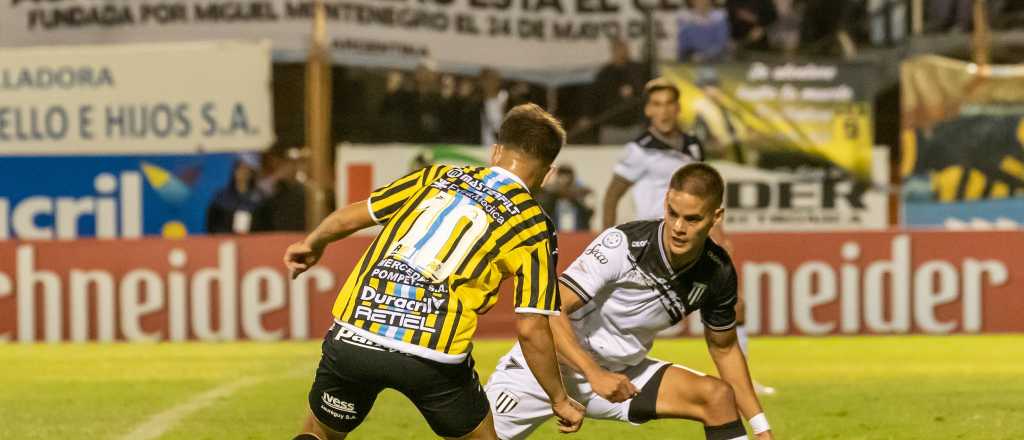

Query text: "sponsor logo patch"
[504, 358, 524, 370]
[687, 282, 708, 305]
[322, 392, 356, 414]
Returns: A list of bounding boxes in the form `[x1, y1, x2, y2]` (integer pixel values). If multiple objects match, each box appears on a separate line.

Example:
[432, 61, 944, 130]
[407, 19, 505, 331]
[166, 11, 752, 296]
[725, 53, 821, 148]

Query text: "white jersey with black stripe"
[612, 130, 704, 221]
[559, 220, 737, 372]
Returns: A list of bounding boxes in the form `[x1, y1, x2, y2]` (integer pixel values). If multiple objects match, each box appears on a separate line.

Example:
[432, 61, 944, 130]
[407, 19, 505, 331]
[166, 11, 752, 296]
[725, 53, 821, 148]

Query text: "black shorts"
[308, 323, 489, 437]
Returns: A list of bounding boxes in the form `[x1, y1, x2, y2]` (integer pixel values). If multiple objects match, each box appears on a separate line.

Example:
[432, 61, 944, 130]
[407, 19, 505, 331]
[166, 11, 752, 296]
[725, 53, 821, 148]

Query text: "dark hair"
[643, 77, 681, 104]
[669, 163, 725, 209]
[498, 103, 565, 165]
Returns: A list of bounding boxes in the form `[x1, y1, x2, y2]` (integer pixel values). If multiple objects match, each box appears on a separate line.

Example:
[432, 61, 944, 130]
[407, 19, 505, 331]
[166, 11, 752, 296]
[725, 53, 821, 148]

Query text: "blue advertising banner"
[0, 154, 238, 239]
[903, 199, 1024, 229]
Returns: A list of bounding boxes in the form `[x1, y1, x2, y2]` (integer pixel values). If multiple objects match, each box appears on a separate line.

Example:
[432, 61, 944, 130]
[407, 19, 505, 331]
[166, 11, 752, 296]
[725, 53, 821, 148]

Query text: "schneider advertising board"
[0, 230, 1017, 343]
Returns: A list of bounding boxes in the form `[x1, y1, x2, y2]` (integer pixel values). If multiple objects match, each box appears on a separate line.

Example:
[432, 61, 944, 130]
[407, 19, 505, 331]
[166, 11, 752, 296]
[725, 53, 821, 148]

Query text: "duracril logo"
[0, 172, 142, 240]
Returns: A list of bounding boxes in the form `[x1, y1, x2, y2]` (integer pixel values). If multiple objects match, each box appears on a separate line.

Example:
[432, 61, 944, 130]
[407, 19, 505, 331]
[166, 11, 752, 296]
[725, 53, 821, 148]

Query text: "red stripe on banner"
[347, 164, 373, 204]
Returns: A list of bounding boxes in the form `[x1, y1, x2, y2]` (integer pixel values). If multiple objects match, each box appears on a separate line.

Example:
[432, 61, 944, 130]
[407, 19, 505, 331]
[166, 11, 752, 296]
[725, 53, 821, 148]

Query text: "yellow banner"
[663, 62, 875, 179]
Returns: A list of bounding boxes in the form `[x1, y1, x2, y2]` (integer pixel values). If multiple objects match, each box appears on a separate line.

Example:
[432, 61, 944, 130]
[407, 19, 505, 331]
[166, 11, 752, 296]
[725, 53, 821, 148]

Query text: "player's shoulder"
[628, 130, 658, 151]
[415, 163, 457, 184]
[610, 219, 661, 256]
[701, 238, 737, 281]
[612, 219, 659, 240]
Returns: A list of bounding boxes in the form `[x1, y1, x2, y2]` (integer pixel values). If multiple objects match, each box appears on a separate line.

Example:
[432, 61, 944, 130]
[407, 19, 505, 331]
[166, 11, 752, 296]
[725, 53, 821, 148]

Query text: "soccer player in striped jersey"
[486, 164, 773, 440]
[285, 104, 585, 440]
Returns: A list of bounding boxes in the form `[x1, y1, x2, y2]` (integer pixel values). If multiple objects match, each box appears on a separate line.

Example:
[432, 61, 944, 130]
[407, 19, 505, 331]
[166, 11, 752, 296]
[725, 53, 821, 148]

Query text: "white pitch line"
[118, 376, 262, 440]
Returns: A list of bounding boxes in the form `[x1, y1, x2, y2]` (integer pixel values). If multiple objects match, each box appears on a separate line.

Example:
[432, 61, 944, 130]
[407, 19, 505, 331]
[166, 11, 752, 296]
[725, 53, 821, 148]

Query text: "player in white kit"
[486, 164, 773, 440]
[601, 77, 774, 396]
[602, 78, 705, 229]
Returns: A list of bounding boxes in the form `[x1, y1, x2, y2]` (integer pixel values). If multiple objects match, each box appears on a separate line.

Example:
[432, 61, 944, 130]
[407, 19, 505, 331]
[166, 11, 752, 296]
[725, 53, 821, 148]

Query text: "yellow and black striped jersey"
[331, 165, 560, 364]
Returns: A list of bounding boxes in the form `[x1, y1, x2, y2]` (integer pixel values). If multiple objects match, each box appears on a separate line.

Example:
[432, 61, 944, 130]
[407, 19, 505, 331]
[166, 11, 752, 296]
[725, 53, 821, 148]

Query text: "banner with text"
[0, 154, 239, 240]
[336, 144, 888, 231]
[0, 0, 682, 76]
[662, 62, 877, 181]
[0, 40, 273, 155]
[1, 230, 1018, 343]
[900, 55, 1024, 229]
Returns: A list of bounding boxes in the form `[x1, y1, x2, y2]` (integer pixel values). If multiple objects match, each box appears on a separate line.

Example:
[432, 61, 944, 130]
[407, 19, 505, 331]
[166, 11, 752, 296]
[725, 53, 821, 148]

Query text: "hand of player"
[756, 430, 774, 440]
[551, 396, 585, 434]
[587, 369, 638, 403]
[283, 241, 323, 279]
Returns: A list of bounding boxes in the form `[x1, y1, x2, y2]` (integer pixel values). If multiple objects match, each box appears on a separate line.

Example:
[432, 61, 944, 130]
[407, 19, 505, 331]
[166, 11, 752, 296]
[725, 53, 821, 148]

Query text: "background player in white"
[486, 164, 773, 440]
[602, 77, 705, 229]
[601, 77, 774, 395]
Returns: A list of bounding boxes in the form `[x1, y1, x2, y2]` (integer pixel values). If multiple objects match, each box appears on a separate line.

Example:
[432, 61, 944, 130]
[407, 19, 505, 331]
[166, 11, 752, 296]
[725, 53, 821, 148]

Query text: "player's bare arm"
[283, 200, 375, 279]
[515, 313, 586, 433]
[705, 328, 773, 439]
[602, 174, 633, 229]
[550, 283, 638, 403]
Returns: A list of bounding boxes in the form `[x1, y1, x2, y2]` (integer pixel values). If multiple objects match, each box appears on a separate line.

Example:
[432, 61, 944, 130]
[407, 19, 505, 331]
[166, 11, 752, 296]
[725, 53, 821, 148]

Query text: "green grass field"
[3, 335, 1022, 439]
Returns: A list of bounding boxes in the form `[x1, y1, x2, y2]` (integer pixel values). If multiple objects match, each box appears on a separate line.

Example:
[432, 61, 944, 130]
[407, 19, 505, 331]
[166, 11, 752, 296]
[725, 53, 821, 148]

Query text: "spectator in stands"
[579, 38, 646, 145]
[378, 69, 418, 142]
[479, 67, 508, 147]
[926, 0, 973, 33]
[677, 0, 732, 63]
[508, 80, 540, 109]
[413, 59, 442, 143]
[537, 165, 594, 231]
[801, 0, 861, 58]
[769, 0, 802, 56]
[726, 0, 778, 53]
[253, 149, 307, 232]
[458, 75, 484, 145]
[206, 153, 265, 234]
[438, 73, 462, 143]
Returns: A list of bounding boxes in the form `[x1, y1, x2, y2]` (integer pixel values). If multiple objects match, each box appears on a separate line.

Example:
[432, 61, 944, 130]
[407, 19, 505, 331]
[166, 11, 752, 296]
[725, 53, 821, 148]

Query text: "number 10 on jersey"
[389, 192, 489, 283]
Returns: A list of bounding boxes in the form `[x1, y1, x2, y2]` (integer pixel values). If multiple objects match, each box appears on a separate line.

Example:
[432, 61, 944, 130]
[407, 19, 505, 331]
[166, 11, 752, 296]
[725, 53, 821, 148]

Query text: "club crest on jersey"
[601, 231, 624, 248]
[494, 390, 520, 414]
[686, 282, 708, 305]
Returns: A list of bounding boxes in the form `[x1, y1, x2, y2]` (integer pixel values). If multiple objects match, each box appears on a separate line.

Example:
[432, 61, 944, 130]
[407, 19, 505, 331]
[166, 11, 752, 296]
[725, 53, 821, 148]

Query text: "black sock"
[292, 434, 321, 440]
[705, 419, 746, 440]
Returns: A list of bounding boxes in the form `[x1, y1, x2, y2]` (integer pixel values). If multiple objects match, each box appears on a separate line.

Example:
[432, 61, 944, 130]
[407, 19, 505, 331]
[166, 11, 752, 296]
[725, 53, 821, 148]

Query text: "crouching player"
[485, 163, 773, 439]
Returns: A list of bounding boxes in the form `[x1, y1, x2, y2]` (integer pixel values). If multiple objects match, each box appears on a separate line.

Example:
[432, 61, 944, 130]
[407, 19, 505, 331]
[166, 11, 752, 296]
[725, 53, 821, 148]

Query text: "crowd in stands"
[302, 0, 1021, 150]
[241, 0, 1024, 235]
[206, 149, 312, 235]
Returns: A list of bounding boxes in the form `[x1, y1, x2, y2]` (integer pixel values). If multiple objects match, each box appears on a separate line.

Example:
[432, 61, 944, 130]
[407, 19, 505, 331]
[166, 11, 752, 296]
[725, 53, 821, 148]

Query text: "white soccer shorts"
[484, 347, 705, 440]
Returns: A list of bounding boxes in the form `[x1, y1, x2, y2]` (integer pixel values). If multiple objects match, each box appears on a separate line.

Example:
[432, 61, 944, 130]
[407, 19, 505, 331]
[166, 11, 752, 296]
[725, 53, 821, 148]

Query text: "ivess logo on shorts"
[321, 392, 356, 413]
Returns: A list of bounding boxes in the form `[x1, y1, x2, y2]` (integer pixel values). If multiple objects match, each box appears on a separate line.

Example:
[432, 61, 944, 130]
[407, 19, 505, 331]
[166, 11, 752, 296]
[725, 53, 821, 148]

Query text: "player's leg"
[296, 412, 347, 440]
[396, 353, 499, 440]
[299, 324, 385, 440]
[484, 353, 560, 440]
[450, 411, 497, 440]
[629, 362, 746, 440]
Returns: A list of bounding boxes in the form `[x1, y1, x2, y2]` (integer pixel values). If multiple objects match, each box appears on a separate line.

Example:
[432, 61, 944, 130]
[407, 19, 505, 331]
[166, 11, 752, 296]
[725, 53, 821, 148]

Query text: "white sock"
[736, 325, 749, 358]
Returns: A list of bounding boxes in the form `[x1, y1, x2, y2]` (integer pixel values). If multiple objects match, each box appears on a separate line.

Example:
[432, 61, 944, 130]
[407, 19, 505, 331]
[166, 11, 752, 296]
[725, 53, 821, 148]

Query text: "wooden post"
[546, 85, 559, 117]
[972, 0, 991, 66]
[911, 0, 923, 35]
[305, 0, 332, 231]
